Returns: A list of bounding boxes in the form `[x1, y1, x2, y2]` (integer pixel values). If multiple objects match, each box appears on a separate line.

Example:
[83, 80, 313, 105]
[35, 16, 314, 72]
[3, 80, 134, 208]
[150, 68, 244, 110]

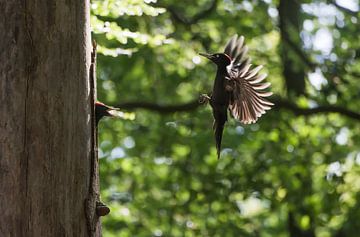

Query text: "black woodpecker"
[95, 101, 121, 125]
[199, 35, 274, 158]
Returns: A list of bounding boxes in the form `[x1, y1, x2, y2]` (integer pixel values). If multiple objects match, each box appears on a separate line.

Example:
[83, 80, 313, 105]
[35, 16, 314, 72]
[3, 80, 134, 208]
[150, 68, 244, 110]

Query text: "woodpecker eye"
[216, 55, 219, 58]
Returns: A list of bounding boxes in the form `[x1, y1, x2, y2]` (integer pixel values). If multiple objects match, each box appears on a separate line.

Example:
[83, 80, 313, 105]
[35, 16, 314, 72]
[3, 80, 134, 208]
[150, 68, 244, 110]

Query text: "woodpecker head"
[95, 101, 121, 125]
[96, 102, 112, 117]
[199, 53, 232, 67]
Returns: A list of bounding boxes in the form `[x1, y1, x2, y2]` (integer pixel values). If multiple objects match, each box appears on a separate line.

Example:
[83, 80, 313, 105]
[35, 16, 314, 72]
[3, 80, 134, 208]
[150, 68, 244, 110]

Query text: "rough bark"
[0, 0, 100, 236]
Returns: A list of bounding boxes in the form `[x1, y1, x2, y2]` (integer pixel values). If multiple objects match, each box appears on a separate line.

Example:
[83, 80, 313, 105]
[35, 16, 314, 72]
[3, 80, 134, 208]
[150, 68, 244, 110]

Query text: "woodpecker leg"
[199, 94, 211, 104]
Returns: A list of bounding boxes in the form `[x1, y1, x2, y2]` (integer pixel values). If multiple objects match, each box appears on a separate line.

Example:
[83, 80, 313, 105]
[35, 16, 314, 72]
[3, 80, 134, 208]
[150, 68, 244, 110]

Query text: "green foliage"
[92, 0, 360, 236]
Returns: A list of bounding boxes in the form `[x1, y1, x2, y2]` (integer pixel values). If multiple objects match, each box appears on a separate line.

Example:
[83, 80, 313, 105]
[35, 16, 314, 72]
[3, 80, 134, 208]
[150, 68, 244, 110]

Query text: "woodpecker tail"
[213, 118, 225, 159]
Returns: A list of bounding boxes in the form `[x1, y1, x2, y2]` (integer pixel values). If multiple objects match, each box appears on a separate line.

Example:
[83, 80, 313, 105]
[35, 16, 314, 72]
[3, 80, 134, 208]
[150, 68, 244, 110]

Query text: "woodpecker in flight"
[199, 35, 274, 158]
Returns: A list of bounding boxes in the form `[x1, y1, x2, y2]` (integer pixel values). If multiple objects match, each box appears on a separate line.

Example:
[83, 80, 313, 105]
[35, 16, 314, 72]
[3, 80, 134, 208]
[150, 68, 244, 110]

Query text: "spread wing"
[224, 35, 274, 124]
[224, 35, 250, 71]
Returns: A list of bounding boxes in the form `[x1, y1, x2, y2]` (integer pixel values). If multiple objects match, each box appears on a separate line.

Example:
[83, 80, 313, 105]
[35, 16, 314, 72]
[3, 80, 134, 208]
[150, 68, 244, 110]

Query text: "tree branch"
[272, 97, 360, 120]
[117, 100, 199, 113]
[115, 96, 360, 121]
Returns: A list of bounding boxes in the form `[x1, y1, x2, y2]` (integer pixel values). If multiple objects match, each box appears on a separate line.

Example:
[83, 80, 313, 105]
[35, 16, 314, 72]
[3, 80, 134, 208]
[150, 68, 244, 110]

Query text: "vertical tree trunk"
[278, 0, 306, 96]
[0, 0, 100, 236]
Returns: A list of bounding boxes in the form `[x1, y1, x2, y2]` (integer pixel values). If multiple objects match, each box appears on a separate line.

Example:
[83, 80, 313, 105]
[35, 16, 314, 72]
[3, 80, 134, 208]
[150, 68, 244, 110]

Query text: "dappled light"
[92, 0, 360, 236]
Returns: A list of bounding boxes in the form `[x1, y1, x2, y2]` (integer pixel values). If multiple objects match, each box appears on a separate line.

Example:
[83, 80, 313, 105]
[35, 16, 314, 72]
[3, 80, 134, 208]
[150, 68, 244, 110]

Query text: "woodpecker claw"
[199, 94, 211, 104]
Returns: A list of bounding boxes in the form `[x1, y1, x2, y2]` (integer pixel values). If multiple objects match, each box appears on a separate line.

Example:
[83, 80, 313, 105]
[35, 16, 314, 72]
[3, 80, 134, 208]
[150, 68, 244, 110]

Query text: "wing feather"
[206, 35, 274, 158]
[224, 35, 238, 56]
[224, 35, 274, 124]
[252, 82, 271, 90]
[248, 74, 267, 84]
[239, 64, 252, 77]
[245, 65, 263, 79]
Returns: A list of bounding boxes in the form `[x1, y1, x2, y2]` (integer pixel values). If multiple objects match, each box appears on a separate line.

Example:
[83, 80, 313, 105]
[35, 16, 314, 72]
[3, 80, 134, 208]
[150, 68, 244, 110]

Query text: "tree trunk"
[0, 1, 101, 236]
[278, 0, 306, 96]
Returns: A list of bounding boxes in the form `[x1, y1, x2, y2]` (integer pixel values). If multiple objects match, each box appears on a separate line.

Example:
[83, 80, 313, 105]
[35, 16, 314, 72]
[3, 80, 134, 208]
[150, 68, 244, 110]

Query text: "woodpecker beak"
[106, 108, 124, 118]
[199, 52, 214, 61]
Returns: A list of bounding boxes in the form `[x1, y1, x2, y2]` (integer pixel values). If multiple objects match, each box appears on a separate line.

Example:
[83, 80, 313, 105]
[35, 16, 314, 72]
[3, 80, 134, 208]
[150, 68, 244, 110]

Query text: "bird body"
[212, 67, 230, 106]
[210, 66, 230, 158]
[199, 35, 274, 158]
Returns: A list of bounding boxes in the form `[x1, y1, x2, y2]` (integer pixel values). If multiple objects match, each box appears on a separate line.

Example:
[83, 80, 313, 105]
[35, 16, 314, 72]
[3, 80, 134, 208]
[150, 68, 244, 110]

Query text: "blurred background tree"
[91, 0, 360, 236]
